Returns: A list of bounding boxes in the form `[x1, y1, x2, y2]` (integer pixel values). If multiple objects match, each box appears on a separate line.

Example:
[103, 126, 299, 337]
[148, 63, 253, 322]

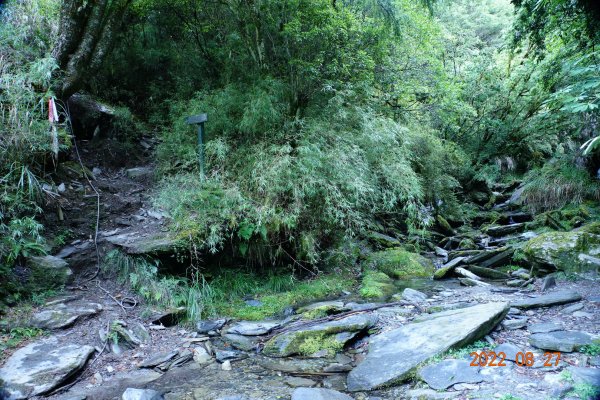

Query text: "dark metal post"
[186, 113, 208, 179]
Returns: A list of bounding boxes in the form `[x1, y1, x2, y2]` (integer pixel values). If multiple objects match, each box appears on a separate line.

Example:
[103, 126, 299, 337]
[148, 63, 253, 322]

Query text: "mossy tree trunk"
[52, 0, 133, 100]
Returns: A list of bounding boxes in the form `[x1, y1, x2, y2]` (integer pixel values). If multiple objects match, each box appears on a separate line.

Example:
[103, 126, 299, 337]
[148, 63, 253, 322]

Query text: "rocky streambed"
[1, 176, 599, 399]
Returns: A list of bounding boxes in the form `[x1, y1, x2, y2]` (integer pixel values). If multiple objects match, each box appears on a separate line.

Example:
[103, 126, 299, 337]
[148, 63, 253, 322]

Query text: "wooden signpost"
[186, 113, 208, 179]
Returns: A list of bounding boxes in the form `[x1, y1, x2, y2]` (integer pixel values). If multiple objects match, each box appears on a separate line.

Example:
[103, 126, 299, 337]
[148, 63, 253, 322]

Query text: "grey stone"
[529, 331, 595, 352]
[346, 302, 509, 391]
[126, 167, 153, 179]
[263, 314, 377, 357]
[139, 351, 178, 368]
[291, 388, 353, 400]
[502, 318, 528, 330]
[0, 337, 95, 399]
[244, 299, 262, 307]
[511, 290, 582, 309]
[284, 377, 317, 387]
[568, 366, 600, 386]
[322, 375, 347, 391]
[418, 359, 483, 390]
[226, 320, 281, 336]
[459, 277, 490, 287]
[105, 232, 180, 255]
[215, 350, 247, 362]
[506, 279, 525, 287]
[572, 311, 593, 319]
[197, 319, 228, 334]
[192, 346, 212, 365]
[401, 288, 428, 303]
[495, 342, 521, 362]
[541, 276, 556, 292]
[223, 333, 258, 351]
[122, 388, 163, 400]
[528, 322, 563, 334]
[562, 303, 584, 313]
[30, 300, 102, 330]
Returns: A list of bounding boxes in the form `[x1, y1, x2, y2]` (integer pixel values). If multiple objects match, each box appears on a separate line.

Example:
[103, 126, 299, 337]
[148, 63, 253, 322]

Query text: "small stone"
[196, 319, 227, 334]
[139, 351, 178, 368]
[401, 288, 428, 303]
[244, 299, 262, 307]
[541, 276, 556, 292]
[322, 375, 347, 391]
[508, 307, 522, 315]
[215, 350, 247, 363]
[122, 388, 163, 400]
[225, 320, 281, 336]
[528, 322, 563, 334]
[57, 183, 66, 193]
[93, 372, 103, 384]
[418, 359, 483, 390]
[506, 279, 525, 287]
[221, 360, 232, 371]
[572, 311, 593, 319]
[502, 318, 528, 330]
[284, 377, 317, 388]
[106, 366, 114, 373]
[92, 167, 102, 176]
[494, 342, 521, 362]
[192, 346, 212, 365]
[511, 290, 582, 309]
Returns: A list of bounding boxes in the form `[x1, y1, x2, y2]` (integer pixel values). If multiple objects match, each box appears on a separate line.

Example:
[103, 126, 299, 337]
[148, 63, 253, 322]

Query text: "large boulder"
[346, 302, 509, 391]
[262, 314, 377, 357]
[0, 337, 95, 399]
[522, 225, 600, 273]
[364, 248, 434, 280]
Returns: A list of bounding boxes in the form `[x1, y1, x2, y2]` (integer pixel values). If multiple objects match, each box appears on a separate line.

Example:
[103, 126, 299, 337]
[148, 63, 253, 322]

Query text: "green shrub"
[522, 159, 600, 213]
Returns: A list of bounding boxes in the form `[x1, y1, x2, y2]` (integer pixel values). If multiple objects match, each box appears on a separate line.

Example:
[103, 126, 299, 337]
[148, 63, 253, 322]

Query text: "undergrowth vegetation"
[103, 250, 354, 320]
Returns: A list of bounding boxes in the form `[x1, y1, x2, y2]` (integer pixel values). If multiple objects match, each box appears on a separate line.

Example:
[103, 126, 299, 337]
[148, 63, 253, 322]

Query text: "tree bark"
[52, 0, 133, 101]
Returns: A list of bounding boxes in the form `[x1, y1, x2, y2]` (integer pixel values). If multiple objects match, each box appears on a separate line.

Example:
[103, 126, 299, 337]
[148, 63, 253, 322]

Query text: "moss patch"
[365, 248, 434, 280]
[360, 270, 395, 299]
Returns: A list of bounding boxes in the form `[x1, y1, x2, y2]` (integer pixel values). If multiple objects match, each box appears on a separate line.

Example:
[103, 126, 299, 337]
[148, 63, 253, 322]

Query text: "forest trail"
[1, 140, 599, 399]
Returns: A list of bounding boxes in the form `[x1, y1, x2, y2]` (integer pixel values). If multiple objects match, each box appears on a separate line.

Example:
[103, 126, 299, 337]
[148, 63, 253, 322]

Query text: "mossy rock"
[262, 314, 377, 357]
[364, 248, 435, 280]
[360, 271, 395, 299]
[523, 225, 600, 273]
[26, 255, 72, 293]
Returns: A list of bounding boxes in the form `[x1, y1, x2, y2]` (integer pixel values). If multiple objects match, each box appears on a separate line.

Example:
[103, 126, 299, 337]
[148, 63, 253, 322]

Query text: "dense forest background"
[1, 0, 600, 315]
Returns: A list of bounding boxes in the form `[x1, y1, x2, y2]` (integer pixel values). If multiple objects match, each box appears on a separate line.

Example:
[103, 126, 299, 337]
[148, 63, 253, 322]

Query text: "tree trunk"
[52, 0, 133, 101]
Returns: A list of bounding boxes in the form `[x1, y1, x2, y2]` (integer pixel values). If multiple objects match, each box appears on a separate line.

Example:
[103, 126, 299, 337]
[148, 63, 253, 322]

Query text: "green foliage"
[580, 343, 600, 356]
[0, 327, 44, 361]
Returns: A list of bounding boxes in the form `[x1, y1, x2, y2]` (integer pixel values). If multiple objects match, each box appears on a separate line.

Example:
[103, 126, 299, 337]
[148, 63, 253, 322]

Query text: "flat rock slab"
[529, 331, 595, 352]
[291, 388, 353, 400]
[263, 314, 377, 357]
[0, 337, 95, 399]
[30, 300, 103, 330]
[511, 290, 582, 309]
[494, 342, 521, 362]
[528, 322, 563, 334]
[105, 232, 180, 255]
[346, 302, 509, 392]
[225, 320, 282, 336]
[418, 359, 483, 390]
